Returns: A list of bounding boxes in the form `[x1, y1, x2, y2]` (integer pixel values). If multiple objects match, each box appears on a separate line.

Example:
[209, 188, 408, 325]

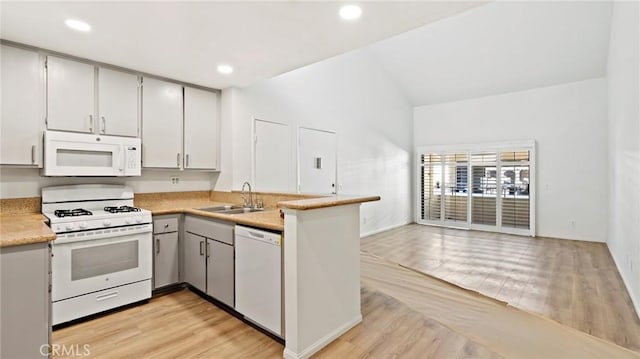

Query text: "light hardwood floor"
[53, 288, 502, 359]
[53, 224, 640, 357]
[361, 224, 640, 352]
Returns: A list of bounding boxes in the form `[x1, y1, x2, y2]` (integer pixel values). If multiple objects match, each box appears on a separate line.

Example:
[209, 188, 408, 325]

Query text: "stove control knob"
[79, 222, 88, 229]
[125, 219, 132, 225]
[135, 217, 143, 223]
[65, 224, 74, 231]
[103, 220, 111, 227]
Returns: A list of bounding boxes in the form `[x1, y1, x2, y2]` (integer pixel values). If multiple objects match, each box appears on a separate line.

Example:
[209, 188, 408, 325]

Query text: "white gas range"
[42, 184, 152, 325]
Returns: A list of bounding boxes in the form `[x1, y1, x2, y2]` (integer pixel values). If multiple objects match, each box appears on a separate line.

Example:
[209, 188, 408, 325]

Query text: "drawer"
[153, 217, 178, 234]
[185, 215, 234, 245]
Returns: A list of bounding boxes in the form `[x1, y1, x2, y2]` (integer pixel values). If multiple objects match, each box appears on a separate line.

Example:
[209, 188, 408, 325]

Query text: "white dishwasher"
[235, 225, 282, 336]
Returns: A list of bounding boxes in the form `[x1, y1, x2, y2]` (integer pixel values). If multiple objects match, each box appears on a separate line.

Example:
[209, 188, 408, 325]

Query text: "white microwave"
[43, 130, 141, 176]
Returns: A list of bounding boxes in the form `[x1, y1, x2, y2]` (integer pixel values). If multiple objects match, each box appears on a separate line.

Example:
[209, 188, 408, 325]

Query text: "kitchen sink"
[219, 208, 264, 214]
[198, 205, 243, 213]
[198, 205, 263, 214]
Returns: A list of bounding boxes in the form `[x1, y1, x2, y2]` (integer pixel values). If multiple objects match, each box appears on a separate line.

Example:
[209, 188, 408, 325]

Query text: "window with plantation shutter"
[420, 154, 442, 221]
[500, 150, 531, 229]
[415, 141, 535, 236]
[471, 152, 497, 226]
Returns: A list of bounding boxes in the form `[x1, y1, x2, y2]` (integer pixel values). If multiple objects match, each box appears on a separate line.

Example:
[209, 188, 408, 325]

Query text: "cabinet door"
[0, 45, 44, 166]
[154, 232, 179, 289]
[183, 232, 206, 292]
[47, 56, 95, 133]
[206, 239, 234, 308]
[141, 78, 183, 168]
[98, 68, 139, 137]
[1, 243, 50, 358]
[184, 87, 218, 170]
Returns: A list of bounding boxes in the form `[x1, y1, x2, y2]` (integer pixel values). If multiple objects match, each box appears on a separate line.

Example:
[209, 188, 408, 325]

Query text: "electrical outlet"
[170, 177, 180, 185]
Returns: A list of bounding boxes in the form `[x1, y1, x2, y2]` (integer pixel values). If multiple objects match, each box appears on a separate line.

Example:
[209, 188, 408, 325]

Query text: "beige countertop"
[278, 195, 381, 210]
[0, 192, 379, 247]
[135, 198, 285, 232]
[0, 213, 56, 248]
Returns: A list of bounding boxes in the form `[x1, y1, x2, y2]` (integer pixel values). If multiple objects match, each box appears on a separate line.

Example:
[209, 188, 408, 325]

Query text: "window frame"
[415, 140, 536, 237]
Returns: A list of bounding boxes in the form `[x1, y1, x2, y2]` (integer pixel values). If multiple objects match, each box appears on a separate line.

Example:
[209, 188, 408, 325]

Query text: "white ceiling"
[0, 1, 485, 89]
[368, 1, 614, 106]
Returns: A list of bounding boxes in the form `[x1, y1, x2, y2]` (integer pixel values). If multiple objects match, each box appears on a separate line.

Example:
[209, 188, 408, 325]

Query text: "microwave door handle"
[117, 146, 124, 174]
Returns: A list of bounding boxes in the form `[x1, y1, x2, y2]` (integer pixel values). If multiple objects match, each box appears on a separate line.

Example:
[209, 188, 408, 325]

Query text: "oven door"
[51, 228, 152, 302]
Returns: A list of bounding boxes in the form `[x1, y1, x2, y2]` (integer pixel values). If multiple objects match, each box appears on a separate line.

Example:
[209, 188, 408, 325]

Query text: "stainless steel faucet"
[241, 181, 253, 208]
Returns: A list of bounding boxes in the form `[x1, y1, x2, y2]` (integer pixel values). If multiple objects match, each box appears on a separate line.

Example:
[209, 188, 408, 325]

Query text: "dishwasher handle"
[235, 225, 281, 246]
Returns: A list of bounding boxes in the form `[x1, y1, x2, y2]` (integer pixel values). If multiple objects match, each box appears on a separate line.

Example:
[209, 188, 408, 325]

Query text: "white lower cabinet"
[1, 242, 50, 358]
[153, 216, 180, 290]
[154, 233, 179, 289]
[183, 215, 235, 308]
[183, 232, 207, 292]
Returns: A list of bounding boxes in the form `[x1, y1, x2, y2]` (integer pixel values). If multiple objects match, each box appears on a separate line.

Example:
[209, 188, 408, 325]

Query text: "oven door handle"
[96, 291, 119, 302]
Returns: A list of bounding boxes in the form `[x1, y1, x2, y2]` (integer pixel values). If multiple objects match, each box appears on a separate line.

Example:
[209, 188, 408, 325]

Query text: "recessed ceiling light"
[339, 5, 362, 21]
[217, 64, 233, 74]
[65, 19, 91, 32]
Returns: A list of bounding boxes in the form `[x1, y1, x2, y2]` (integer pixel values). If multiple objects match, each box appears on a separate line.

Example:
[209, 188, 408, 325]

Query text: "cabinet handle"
[186, 154, 190, 168]
[206, 242, 210, 258]
[199, 241, 204, 256]
[156, 238, 160, 254]
[177, 153, 181, 167]
[101, 116, 106, 134]
[31, 145, 36, 164]
[88, 115, 94, 132]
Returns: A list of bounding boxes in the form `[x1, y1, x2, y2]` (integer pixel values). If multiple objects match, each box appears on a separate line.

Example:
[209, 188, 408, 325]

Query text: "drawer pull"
[164, 223, 169, 228]
[96, 291, 119, 302]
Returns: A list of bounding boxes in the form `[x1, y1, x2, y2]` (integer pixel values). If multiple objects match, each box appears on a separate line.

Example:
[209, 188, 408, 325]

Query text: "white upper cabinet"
[141, 78, 183, 168]
[184, 87, 219, 170]
[97, 68, 139, 137]
[0, 45, 44, 166]
[46, 56, 95, 133]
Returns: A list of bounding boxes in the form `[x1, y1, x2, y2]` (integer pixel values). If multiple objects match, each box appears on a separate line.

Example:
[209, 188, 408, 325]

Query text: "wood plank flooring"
[53, 288, 502, 359]
[53, 223, 640, 358]
[361, 224, 640, 351]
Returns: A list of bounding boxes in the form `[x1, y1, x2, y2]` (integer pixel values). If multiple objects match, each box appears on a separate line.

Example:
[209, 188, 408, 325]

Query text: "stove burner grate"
[104, 205, 141, 214]
[54, 208, 93, 218]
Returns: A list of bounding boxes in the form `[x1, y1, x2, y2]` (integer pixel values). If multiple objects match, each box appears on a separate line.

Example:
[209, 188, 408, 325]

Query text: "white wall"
[218, 48, 414, 235]
[414, 78, 608, 242]
[0, 167, 216, 198]
[607, 1, 639, 315]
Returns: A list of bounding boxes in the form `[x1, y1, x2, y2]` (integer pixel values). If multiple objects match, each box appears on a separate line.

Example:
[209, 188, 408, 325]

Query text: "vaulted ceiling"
[368, 1, 613, 106]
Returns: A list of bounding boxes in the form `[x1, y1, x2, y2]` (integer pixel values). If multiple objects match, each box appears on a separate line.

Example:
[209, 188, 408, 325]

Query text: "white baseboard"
[360, 221, 413, 238]
[607, 244, 640, 320]
[283, 314, 362, 359]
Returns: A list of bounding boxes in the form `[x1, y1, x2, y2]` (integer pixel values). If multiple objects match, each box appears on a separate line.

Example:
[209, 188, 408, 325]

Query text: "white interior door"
[254, 120, 290, 192]
[298, 127, 336, 194]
